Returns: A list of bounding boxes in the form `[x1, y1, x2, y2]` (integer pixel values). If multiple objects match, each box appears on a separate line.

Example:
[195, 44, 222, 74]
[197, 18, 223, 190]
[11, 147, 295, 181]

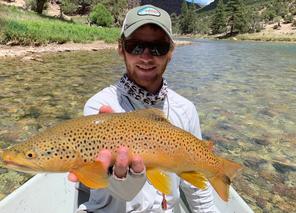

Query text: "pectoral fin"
[179, 172, 207, 190]
[146, 168, 171, 195]
[72, 162, 108, 189]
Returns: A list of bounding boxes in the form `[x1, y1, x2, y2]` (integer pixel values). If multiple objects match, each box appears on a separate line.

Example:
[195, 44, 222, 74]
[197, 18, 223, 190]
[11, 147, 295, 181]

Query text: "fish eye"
[26, 151, 36, 159]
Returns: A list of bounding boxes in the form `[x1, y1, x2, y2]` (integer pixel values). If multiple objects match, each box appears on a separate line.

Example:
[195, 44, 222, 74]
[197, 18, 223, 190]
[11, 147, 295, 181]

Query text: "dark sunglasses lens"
[149, 43, 170, 56]
[124, 42, 144, 55]
[124, 41, 170, 56]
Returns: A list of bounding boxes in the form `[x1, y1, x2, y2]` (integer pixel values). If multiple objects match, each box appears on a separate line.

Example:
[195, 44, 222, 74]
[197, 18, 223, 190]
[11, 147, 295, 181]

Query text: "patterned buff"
[117, 74, 168, 105]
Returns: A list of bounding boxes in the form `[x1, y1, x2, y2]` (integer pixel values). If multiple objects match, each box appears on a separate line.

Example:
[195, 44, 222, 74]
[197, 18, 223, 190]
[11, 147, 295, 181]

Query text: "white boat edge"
[0, 173, 254, 213]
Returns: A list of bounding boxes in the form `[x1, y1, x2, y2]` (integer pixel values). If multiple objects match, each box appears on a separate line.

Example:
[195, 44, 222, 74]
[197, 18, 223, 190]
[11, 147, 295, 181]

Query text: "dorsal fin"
[205, 140, 214, 152]
[131, 108, 168, 122]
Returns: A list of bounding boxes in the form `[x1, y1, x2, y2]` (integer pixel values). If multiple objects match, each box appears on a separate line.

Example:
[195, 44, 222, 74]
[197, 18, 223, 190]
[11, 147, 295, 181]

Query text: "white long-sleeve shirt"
[77, 84, 219, 213]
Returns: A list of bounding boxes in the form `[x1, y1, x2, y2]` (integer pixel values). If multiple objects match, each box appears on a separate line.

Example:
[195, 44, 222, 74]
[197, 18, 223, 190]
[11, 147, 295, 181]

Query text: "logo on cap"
[137, 6, 161, 17]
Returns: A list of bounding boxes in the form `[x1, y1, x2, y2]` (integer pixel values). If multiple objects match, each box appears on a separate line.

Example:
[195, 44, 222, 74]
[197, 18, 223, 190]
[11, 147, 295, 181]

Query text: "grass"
[236, 33, 296, 42]
[0, 5, 120, 45]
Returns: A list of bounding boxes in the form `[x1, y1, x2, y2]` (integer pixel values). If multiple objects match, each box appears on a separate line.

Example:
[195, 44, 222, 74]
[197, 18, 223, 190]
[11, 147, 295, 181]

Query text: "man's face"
[119, 24, 174, 94]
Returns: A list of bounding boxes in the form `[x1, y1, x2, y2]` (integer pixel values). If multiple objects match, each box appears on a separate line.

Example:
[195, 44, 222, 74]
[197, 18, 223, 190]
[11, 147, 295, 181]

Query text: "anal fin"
[209, 175, 230, 202]
[179, 171, 207, 190]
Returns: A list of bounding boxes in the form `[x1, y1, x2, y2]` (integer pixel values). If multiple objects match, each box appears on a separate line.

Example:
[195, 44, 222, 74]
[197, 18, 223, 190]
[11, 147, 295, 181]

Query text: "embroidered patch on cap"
[137, 6, 161, 16]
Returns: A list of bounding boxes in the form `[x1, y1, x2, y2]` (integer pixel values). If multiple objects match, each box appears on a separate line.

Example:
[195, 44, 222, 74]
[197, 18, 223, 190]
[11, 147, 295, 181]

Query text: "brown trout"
[0, 109, 242, 201]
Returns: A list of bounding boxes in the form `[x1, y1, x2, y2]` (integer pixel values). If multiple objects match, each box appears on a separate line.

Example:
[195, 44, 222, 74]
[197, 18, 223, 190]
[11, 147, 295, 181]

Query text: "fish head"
[0, 141, 42, 173]
[0, 130, 81, 173]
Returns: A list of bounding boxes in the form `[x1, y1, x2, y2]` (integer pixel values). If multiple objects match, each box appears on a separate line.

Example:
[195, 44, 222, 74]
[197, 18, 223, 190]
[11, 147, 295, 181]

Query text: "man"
[71, 4, 219, 213]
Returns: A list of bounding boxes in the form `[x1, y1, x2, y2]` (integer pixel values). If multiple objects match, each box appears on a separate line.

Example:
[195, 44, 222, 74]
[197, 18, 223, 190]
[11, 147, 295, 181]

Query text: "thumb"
[68, 172, 79, 182]
[99, 105, 114, 114]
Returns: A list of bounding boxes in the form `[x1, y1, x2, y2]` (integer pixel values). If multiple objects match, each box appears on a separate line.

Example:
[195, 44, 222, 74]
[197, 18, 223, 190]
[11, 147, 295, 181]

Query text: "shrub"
[25, 0, 49, 12]
[291, 8, 296, 16]
[89, 3, 113, 27]
[262, 8, 276, 22]
[284, 14, 293, 24]
[24, 0, 37, 11]
[60, 0, 79, 15]
[273, 16, 282, 25]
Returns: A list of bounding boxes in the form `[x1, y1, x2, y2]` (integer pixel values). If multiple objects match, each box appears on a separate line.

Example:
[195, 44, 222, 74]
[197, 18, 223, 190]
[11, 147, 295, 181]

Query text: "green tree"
[262, 4, 277, 22]
[273, 0, 289, 18]
[211, 0, 227, 34]
[179, 1, 189, 34]
[179, 1, 197, 34]
[195, 15, 211, 34]
[60, 0, 79, 15]
[89, 3, 114, 27]
[171, 13, 181, 34]
[247, 7, 262, 33]
[262, 0, 290, 22]
[227, 0, 249, 34]
[100, 0, 128, 26]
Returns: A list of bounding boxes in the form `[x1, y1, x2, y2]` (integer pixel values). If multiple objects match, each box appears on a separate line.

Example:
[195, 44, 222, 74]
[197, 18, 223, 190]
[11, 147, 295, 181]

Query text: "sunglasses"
[123, 40, 171, 56]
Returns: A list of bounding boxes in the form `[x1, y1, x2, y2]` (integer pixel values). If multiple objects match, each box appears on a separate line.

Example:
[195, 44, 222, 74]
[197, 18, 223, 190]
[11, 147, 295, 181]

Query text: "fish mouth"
[3, 160, 39, 173]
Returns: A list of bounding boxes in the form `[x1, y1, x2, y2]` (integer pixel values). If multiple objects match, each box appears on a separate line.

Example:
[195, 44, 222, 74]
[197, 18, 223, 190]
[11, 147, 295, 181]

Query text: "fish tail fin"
[209, 157, 242, 202]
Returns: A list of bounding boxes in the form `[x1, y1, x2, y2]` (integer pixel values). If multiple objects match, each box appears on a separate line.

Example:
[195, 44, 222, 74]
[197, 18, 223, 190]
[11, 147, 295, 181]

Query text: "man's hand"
[68, 105, 145, 182]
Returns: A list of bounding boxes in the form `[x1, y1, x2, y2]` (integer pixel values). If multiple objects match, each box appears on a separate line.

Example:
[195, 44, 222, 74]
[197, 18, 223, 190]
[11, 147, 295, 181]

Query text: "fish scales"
[0, 108, 242, 202]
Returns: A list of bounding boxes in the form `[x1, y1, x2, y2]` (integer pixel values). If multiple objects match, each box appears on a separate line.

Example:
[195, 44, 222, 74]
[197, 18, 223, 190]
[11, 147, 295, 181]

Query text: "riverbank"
[177, 20, 296, 43]
[0, 41, 117, 58]
[0, 40, 191, 58]
[235, 22, 296, 42]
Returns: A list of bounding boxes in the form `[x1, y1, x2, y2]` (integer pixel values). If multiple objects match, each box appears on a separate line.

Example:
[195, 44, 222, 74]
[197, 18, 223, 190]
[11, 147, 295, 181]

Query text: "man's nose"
[139, 47, 153, 61]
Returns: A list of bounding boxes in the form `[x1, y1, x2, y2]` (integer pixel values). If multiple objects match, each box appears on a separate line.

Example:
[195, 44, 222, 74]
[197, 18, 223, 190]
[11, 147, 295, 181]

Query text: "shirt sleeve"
[180, 104, 220, 213]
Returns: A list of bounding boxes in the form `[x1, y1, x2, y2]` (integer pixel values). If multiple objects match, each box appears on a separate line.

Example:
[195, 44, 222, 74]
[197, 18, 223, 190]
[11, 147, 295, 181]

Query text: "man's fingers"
[99, 105, 114, 114]
[96, 149, 112, 171]
[114, 147, 129, 178]
[68, 172, 79, 182]
[131, 155, 145, 174]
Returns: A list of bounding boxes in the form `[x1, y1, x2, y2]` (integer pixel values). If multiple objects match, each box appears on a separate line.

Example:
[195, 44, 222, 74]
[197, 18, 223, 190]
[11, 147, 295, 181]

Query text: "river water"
[0, 39, 295, 212]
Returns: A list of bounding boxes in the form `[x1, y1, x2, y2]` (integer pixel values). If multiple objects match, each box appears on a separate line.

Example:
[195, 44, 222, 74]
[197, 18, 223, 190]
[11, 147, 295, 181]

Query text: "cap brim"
[123, 19, 173, 41]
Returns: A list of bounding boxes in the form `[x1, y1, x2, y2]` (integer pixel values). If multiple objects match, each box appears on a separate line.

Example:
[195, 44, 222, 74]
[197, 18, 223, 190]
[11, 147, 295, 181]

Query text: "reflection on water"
[0, 40, 295, 212]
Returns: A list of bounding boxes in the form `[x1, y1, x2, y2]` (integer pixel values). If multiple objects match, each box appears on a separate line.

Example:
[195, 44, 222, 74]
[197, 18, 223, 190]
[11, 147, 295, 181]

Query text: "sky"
[186, 0, 215, 6]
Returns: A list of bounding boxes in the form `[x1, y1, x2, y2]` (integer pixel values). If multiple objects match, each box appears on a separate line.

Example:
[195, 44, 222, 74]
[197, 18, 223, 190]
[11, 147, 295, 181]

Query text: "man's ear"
[167, 47, 174, 62]
[118, 40, 124, 57]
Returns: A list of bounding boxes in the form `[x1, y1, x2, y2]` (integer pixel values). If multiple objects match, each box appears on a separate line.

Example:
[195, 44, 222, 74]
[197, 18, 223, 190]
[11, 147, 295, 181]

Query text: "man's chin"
[136, 74, 157, 84]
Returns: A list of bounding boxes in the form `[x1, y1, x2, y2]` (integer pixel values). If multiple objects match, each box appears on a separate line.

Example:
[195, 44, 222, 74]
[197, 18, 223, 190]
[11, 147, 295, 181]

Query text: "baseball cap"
[121, 5, 173, 41]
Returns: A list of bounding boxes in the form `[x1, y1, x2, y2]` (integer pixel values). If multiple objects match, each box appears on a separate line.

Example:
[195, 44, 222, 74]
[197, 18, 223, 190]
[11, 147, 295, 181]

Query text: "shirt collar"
[116, 74, 168, 106]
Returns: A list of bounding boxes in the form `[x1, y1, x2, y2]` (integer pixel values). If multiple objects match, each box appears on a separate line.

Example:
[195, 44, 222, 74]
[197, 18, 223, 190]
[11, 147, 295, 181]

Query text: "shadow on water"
[0, 40, 296, 212]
